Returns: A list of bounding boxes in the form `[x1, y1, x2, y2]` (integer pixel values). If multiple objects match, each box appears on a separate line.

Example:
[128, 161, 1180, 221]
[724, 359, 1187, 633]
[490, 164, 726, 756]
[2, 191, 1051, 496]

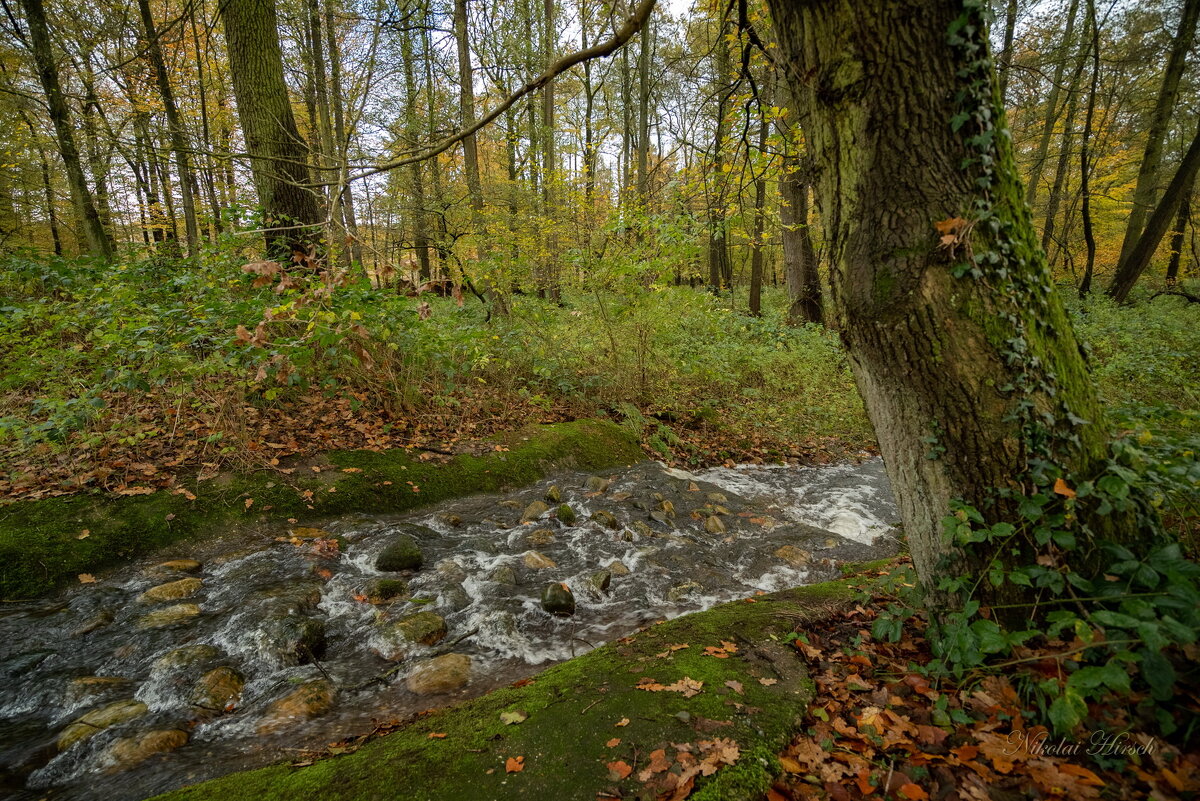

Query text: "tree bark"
[782, 153, 822, 325]
[767, 0, 1134, 603]
[19, 0, 114, 260]
[997, 0, 1018, 102]
[1077, 0, 1100, 297]
[1166, 172, 1194, 283]
[324, 0, 362, 264]
[401, 25, 431, 279]
[1108, 124, 1200, 302]
[138, 0, 200, 254]
[221, 0, 322, 259]
[1114, 0, 1200, 272]
[749, 100, 769, 317]
[1040, 15, 1088, 260]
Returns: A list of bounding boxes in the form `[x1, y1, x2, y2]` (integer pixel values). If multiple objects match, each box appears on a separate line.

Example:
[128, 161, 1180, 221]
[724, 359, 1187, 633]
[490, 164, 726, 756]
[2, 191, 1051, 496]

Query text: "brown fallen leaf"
[427, 732, 447, 739]
[76, 529, 90, 540]
[615, 718, 630, 727]
[606, 738, 621, 748]
[638, 748, 673, 782]
[505, 756, 525, 773]
[244, 497, 254, 510]
[758, 678, 778, 686]
[77, 573, 97, 584]
[724, 680, 744, 695]
[606, 760, 632, 780]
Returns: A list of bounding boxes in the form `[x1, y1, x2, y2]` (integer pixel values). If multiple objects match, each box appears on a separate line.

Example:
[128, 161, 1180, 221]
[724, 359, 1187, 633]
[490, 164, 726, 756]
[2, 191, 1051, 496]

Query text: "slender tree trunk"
[542, 0, 560, 300]
[1114, 0, 1200, 272]
[636, 12, 651, 206]
[1025, 0, 1080, 207]
[1041, 28, 1088, 260]
[1108, 125, 1200, 302]
[401, 26, 431, 280]
[782, 153, 822, 325]
[325, 0, 362, 264]
[191, 3, 223, 235]
[424, 22, 449, 272]
[997, 0, 1018, 102]
[18, 0, 114, 261]
[138, 0, 200, 254]
[749, 100, 770, 317]
[767, 0, 1137, 605]
[221, 0, 322, 258]
[1166, 173, 1194, 283]
[708, 12, 731, 290]
[1078, 0, 1100, 297]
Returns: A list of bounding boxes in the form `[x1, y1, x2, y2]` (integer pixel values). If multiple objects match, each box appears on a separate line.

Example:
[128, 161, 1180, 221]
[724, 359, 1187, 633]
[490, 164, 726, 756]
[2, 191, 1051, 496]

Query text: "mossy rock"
[260, 616, 326, 666]
[392, 612, 448, 646]
[0, 419, 643, 600]
[151, 580, 859, 801]
[58, 699, 148, 751]
[375, 535, 423, 573]
[366, 578, 409, 604]
[540, 582, 576, 616]
[556, 504, 577, 526]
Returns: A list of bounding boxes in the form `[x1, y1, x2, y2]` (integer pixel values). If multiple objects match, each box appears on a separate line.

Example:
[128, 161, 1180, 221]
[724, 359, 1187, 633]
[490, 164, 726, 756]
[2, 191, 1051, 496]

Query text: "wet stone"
[498, 500, 522, 510]
[556, 504, 577, 526]
[706, 492, 728, 504]
[544, 485, 562, 503]
[667, 581, 702, 602]
[366, 578, 409, 604]
[587, 570, 612, 596]
[151, 645, 220, 674]
[58, 699, 148, 751]
[105, 729, 189, 770]
[71, 609, 115, 636]
[591, 510, 619, 530]
[541, 582, 577, 616]
[774, 545, 811, 567]
[607, 560, 631, 576]
[488, 565, 517, 585]
[189, 667, 244, 712]
[520, 500, 549, 523]
[257, 680, 336, 735]
[526, 528, 556, 547]
[151, 559, 201, 574]
[632, 521, 654, 539]
[649, 510, 671, 525]
[406, 653, 471, 695]
[704, 515, 726, 534]
[584, 476, 613, 492]
[393, 612, 447, 646]
[136, 603, 200, 629]
[522, 550, 556, 569]
[66, 676, 131, 705]
[137, 577, 202, 604]
[376, 534, 424, 572]
[436, 559, 468, 583]
[260, 616, 326, 665]
[438, 513, 465, 528]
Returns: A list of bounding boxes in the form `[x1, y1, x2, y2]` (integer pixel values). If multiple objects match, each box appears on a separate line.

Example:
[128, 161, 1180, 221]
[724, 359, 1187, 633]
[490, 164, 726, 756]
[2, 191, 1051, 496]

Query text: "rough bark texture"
[1166, 173, 1194, 283]
[767, 0, 1125, 596]
[221, 0, 322, 258]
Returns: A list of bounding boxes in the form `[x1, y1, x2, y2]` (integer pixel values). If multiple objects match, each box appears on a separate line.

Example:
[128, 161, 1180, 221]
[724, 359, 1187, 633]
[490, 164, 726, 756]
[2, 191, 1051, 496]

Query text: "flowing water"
[0, 458, 898, 801]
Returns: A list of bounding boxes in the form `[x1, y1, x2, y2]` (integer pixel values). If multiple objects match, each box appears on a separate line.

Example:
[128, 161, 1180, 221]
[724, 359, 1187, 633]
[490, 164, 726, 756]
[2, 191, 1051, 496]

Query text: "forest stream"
[0, 459, 899, 801]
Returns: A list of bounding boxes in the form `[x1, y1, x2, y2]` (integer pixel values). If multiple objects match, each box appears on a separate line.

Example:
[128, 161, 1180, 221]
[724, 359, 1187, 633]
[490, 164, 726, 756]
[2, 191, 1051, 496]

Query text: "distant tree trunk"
[542, 0, 560, 300]
[1078, 0, 1100, 297]
[782, 154, 822, 325]
[19, 0, 114, 260]
[708, 12, 731, 290]
[138, 0, 200, 254]
[424, 21, 450, 271]
[325, 0, 362, 264]
[1025, 0, 1080, 207]
[749, 101, 770, 317]
[454, 0, 505, 312]
[1108, 125, 1200, 302]
[768, 0, 1139, 604]
[191, 5, 223, 235]
[1166, 173, 1194, 283]
[221, 0, 322, 259]
[402, 26, 431, 280]
[1041, 24, 1088, 260]
[997, 0, 1018, 102]
[636, 12, 652, 206]
[1114, 0, 1200, 272]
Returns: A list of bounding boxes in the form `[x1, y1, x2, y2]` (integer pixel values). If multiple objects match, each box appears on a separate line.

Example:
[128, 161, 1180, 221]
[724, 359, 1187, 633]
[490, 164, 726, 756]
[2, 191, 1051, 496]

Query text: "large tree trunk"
[1114, 0, 1200, 272]
[767, 0, 1134, 603]
[221, 0, 322, 259]
[19, 0, 114, 260]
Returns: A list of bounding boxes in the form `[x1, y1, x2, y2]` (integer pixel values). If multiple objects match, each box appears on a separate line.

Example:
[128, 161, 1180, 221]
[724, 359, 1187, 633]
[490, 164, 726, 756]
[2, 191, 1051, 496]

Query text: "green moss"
[0, 420, 642, 600]
[153, 581, 856, 801]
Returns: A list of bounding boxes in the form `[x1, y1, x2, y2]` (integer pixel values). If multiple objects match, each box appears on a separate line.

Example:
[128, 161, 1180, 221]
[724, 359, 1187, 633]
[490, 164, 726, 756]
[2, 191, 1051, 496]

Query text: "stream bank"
[0, 419, 644, 600]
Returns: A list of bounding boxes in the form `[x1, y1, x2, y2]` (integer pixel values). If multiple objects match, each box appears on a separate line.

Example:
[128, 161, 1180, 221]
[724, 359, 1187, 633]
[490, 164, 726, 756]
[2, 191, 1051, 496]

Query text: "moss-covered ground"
[0, 419, 643, 600]
[153, 581, 854, 801]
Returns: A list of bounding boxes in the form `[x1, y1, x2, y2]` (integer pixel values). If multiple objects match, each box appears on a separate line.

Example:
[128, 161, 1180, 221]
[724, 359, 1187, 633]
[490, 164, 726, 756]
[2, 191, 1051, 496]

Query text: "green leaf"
[1139, 650, 1176, 701]
[1048, 687, 1086, 733]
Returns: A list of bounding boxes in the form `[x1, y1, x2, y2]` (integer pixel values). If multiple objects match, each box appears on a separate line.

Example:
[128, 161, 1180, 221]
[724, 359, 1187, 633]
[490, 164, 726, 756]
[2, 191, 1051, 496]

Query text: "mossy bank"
[0, 419, 643, 600]
[153, 581, 856, 801]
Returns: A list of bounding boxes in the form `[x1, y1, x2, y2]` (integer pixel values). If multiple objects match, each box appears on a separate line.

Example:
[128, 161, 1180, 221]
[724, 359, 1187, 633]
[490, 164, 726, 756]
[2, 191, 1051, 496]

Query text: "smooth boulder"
[376, 534, 423, 572]
[541, 582, 576, 616]
[406, 653, 471, 695]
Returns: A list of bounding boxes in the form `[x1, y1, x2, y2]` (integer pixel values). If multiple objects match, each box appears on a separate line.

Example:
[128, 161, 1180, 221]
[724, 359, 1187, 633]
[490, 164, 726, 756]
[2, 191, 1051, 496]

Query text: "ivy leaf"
[1047, 687, 1086, 733]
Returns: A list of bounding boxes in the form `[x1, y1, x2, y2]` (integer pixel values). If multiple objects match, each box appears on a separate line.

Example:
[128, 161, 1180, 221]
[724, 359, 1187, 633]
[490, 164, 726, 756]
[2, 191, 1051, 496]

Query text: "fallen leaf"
[427, 732, 447, 739]
[244, 498, 254, 510]
[1053, 477, 1076, 498]
[500, 710, 527, 725]
[77, 573, 97, 584]
[724, 680, 744, 695]
[758, 678, 778, 686]
[76, 529, 90, 540]
[637, 748, 672, 781]
[615, 718, 630, 727]
[606, 738, 621, 748]
[505, 756, 525, 773]
[898, 783, 929, 800]
[606, 760, 632, 780]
